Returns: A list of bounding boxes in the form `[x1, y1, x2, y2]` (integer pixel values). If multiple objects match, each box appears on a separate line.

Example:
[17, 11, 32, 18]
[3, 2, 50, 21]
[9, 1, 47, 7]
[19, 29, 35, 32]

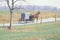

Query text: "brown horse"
[33, 11, 40, 21]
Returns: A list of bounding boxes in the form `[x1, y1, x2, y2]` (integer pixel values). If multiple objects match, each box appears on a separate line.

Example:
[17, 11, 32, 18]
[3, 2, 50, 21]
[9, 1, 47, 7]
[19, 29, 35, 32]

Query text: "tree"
[0, 0, 28, 29]
[5, 0, 26, 29]
[6, 0, 16, 29]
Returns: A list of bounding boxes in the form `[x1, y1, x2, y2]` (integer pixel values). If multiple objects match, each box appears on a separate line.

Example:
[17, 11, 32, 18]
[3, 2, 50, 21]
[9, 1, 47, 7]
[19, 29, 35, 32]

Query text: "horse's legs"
[34, 17, 39, 23]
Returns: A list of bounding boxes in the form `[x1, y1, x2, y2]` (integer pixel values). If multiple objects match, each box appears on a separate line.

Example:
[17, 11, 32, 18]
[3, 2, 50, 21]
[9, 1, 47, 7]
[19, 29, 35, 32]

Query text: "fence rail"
[0, 15, 60, 27]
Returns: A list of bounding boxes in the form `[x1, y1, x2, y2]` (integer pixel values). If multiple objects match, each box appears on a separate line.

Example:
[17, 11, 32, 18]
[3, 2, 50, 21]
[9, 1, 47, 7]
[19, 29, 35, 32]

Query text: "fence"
[34, 15, 60, 24]
[0, 13, 60, 27]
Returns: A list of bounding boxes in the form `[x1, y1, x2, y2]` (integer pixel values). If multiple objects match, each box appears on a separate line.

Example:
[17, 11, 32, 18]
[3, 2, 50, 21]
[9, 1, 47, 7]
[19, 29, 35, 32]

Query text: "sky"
[23, 0, 60, 8]
[0, 0, 60, 8]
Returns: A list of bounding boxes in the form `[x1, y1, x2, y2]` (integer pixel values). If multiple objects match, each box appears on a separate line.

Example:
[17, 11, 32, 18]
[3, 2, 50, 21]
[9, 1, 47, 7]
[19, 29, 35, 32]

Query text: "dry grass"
[0, 12, 60, 23]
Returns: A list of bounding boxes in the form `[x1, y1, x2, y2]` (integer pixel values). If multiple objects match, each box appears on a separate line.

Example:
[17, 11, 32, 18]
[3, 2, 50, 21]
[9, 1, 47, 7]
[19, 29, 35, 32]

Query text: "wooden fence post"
[55, 15, 56, 22]
[41, 16, 42, 24]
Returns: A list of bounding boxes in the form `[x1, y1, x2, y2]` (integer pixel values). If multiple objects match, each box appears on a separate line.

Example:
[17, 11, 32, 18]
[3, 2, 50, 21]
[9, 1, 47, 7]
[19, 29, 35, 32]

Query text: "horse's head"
[36, 11, 40, 15]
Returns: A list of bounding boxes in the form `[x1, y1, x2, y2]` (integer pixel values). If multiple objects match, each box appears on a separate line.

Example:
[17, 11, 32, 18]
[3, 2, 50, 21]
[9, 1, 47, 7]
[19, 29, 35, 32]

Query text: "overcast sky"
[25, 0, 60, 8]
[0, 0, 60, 8]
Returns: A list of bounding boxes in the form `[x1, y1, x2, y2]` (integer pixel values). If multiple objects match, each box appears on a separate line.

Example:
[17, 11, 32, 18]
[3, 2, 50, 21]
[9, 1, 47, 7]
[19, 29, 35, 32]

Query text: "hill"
[0, 5, 59, 12]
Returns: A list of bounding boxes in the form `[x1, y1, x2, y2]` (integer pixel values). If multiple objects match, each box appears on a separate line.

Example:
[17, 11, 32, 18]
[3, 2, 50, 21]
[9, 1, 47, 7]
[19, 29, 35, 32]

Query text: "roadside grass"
[0, 22, 60, 40]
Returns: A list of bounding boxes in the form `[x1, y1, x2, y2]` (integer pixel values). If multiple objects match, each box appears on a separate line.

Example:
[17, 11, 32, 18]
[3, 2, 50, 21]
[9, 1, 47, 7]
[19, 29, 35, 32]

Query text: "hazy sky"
[0, 0, 60, 8]
[25, 0, 60, 8]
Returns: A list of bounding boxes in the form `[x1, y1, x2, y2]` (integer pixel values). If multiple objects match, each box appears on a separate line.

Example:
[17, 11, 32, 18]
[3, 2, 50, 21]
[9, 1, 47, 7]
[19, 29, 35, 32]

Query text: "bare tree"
[6, 0, 16, 29]
[0, 0, 29, 29]
[5, 0, 26, 29]
[0, 0, 28, 29]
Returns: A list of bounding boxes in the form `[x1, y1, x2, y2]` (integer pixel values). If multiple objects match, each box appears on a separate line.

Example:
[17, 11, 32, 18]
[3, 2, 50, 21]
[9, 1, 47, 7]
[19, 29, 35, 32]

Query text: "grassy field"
[0, 22, 60, 40]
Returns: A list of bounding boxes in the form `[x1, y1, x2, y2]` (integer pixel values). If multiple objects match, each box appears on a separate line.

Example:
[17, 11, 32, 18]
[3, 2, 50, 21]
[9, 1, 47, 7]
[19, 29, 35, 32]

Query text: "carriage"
[19, 12, 40, 23]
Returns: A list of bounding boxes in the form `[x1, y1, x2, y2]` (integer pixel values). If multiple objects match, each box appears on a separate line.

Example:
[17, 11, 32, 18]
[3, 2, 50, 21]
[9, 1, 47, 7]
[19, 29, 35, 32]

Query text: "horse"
[32, 12, 40, 22]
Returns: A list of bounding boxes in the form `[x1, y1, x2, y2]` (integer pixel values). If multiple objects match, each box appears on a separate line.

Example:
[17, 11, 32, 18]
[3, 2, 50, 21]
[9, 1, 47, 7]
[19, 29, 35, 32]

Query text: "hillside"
[0, 5, 60, 12]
